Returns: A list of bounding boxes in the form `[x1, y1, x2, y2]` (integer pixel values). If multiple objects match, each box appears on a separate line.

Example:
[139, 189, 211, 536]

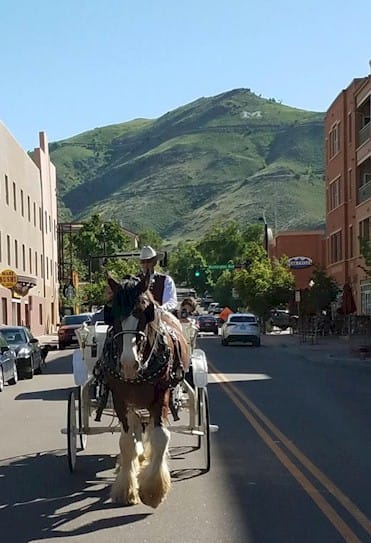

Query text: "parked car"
[58, 313, 93, 349]
[221, 313, 261, 346]
[208, 302, 223, 315]
[0, 331, 18, 391]
[0, 326, 43, 379]
[270, 309, 290, 330]
[196, 315, 219, 334]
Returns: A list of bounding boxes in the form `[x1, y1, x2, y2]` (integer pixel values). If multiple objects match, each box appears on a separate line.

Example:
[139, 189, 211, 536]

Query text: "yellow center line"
[210, 364, 368, 543]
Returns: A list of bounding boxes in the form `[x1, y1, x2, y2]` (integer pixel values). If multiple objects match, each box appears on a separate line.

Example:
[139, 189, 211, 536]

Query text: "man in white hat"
[139, 245, 178, 313]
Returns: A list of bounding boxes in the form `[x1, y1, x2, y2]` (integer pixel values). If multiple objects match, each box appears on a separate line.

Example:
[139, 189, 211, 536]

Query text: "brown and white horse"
[105, 273, 188, 508]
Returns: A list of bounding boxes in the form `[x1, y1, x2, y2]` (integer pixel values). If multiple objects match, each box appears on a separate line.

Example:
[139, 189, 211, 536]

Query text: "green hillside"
[50, 89, 325, 240]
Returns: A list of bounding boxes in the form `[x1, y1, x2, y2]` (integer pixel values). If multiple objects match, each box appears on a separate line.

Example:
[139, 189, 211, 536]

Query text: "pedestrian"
[139, 245, 178, 313]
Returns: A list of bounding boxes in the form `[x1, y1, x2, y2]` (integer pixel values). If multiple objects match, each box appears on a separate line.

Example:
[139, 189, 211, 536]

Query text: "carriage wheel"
[67, 390, 78, 472]
[197, 387, 211, 472]
[77, 386, 88, 450]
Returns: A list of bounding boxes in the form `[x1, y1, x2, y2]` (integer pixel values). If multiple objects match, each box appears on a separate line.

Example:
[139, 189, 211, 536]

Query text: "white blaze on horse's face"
[120, 315, 140, 379]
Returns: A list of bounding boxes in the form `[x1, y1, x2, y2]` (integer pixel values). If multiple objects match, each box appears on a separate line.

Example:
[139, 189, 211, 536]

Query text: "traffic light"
[194, 266, 201, 277]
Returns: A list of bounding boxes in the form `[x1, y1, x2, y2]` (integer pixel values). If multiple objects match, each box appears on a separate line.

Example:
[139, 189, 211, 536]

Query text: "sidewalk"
[262, 332, 371, 370]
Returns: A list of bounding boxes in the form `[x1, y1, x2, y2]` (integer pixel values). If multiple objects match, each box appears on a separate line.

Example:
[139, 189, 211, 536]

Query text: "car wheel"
[34, 356, 42, 375]
[0, 368, 4, 392]
[255, 337, 261, 347]
[24, 358, 34, 379]
[8, 362, 18, 385]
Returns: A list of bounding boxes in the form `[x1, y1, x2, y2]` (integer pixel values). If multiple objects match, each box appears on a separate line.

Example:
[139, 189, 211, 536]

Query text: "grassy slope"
[50, 89, 325, 240]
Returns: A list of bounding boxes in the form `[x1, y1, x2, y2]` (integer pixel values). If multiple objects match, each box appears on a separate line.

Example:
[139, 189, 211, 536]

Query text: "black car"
[0, 326, 43, 379]
[196, 315, 219, 334]
[0, 332, 18, 391]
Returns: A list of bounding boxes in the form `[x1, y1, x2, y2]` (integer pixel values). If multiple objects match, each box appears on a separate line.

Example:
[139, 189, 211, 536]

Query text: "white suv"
[221, 313, 261, 346]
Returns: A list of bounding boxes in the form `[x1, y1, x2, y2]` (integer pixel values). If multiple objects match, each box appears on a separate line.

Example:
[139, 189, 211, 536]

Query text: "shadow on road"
[14, 387, 72, 401]
[0, 450, 150, 543]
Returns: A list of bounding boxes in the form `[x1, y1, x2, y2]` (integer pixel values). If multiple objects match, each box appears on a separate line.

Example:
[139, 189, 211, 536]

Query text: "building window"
[22, 244, 26, 271]
[14, 240, 18, 268]
[329, 177, 342, 210]
[35, 251, 38, 276]
[6, 235, 11, 265]
[40, 254, 44, 278]
[348, 113, 352, 143]
[39, 304, 43, 325]
[13, 182, 16, 211]
[20, 189, 24, 216]
[1, 298, 8, 325]
[0, 231, 2, 263]
[33, 202, 36, 226]
[49, 215, 51, 234]
[360, 280, 371, 315]
[50, 258, 53, 277]
[4, 175, 9, 205]
[349, 225, 353, 258]
[329, 123, 340, 158]
[359, 218, 370, 256]
[29, 247, 32, 274]
[46, 256, 49, 279]
[348, 169, 352, 201]
[27, 196, 31, 221]
[330, 230, 343, 263]
[39, 207, 42, 231]
[45, 210, 47, 233]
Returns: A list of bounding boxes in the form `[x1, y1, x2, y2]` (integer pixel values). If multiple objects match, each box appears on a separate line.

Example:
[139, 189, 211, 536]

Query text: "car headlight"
[17, 348, 31, 358]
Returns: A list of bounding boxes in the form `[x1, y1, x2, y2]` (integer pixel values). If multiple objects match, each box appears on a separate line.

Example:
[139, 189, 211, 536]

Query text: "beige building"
[0, 124, 58, 334]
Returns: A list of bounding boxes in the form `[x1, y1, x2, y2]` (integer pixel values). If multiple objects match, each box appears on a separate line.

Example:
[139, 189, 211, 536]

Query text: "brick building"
[325, 75, 371, 314]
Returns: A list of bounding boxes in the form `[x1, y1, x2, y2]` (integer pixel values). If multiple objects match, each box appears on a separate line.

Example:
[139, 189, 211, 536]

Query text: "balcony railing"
[358, 179, 371, 204]
[358, 122, 371, 147]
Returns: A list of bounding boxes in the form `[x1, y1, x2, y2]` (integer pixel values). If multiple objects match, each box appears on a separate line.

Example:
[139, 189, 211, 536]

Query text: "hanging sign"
[0, 269, 18, 289]
[288, 257, 313, 269]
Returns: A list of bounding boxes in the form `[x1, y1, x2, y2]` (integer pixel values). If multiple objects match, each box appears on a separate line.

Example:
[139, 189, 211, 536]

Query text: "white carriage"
[64, 318, 218, 473]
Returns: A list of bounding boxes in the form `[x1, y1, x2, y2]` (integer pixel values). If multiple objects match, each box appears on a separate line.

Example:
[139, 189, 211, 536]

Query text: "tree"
[168, 241, 210, 291]
[73, 214, 133, 275]
[138, 229, 163, 250]
[213, 271, 239, 311]
[233, 257, 294, 319]
[197, 221, 246, 264]
[300, 267, 340, 315]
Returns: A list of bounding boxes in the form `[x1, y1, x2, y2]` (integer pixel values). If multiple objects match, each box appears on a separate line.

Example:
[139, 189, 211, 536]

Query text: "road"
[1, 335, 371, 542]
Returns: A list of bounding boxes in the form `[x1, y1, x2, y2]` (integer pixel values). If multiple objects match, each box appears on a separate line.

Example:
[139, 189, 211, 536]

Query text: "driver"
[139, 246, 178, 313]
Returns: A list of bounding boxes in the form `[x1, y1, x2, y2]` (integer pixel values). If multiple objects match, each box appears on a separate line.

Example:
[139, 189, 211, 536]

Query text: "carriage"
[63, 277, 218, 507]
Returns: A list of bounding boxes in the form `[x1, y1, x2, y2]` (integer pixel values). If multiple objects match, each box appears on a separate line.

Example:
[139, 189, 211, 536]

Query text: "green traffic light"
[195, 270, 201, 277]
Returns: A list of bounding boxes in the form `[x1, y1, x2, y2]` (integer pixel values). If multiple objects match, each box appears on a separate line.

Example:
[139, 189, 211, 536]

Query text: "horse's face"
[109, 273, 155, 380]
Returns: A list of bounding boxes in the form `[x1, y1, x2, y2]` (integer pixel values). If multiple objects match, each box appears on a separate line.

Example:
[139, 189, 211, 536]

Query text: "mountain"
[50, 89, 325, 242]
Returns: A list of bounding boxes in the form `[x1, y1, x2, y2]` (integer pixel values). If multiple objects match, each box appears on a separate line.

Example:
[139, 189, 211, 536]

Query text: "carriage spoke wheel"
[197, 387, 210, 472]
[77, 386, 88, 450]
[67, 390, 78, 472]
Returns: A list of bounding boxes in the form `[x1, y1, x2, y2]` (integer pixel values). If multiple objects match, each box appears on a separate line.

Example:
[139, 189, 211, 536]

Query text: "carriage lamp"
[78, 322, 90, 350]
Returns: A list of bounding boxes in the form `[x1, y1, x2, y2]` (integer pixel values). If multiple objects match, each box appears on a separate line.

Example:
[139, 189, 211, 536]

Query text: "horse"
[104, 272, 189, 508]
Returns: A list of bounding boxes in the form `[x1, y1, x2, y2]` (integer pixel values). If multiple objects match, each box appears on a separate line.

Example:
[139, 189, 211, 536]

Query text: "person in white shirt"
[139, 245, 178, 313]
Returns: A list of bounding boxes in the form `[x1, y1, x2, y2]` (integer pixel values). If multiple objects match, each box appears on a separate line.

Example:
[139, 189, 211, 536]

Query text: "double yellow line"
[209, 361, 371, 543]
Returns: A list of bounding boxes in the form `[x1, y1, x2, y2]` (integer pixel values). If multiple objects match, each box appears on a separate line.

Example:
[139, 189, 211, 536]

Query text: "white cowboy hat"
[139, 245, 157, 260]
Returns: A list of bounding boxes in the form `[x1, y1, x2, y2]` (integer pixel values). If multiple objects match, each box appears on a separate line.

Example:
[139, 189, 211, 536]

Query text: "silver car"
[221, 313, 261, 346]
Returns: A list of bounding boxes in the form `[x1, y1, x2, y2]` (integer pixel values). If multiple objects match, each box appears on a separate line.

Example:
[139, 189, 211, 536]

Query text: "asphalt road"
[1, 335, 371, 543]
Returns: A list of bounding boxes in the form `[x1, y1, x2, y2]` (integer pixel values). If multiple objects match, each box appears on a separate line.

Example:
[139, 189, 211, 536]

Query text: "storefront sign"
[0, 269, 17, 289]
[288, 257, 313, 269]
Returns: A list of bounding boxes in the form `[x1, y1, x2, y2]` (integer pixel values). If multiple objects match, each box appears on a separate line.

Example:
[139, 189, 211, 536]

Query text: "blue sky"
[1, 0, 370, 150]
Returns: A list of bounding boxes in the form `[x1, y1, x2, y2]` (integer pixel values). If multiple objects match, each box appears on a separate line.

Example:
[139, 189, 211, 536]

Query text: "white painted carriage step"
[167, 424, 219, 434]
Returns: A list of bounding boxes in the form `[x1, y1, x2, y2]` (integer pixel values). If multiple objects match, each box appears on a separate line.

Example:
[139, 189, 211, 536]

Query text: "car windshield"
[229, 316, 256, 323]
[1, 329, 27, 343]
[61, 315, 90, 325]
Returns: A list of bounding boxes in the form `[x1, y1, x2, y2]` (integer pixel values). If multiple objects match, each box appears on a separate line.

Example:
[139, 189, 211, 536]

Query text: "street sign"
[0, 269, 17, 289]
[288, 256, 313, 269]
[208, 264, 235, 270]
